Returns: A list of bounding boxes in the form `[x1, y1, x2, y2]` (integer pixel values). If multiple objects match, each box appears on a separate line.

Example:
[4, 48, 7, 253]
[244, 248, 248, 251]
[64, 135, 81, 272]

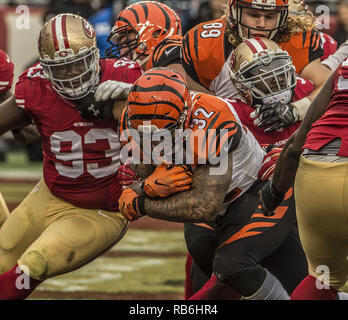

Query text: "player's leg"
[213, 187, 297, 299]
[0, 192, 10, 227]
[0, 180, 54, 299]
[291, 157, 348, 299]
[17, 206, 128, 282]
[260, 225, 308, 294]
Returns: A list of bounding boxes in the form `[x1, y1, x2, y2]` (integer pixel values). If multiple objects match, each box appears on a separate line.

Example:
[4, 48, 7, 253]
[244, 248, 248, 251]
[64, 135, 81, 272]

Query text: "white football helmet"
[229, 37, 296, 106]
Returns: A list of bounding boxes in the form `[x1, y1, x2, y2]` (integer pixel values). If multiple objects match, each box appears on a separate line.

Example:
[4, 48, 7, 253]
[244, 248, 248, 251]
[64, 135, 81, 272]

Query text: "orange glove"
[118, 188, 146, 222]
[143, 163, 193, 198]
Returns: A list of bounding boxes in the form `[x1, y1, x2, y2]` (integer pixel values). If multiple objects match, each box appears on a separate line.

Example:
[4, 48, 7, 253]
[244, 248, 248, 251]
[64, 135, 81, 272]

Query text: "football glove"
[258, 146, 282, 182]
[143, 163, 193, 198]
[76, 91, 114, 120]
[116, 164, 141, 187]
[250, 102, 299, 133]
[94, 80, 132, 102]
[258, 182, 285, 217]
[118, 188, 146, 222]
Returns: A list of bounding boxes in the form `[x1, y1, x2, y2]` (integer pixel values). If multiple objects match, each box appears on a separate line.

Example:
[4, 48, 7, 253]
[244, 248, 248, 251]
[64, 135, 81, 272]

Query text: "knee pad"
[214, 254, 267, 297]
[19, 250, 48, 281]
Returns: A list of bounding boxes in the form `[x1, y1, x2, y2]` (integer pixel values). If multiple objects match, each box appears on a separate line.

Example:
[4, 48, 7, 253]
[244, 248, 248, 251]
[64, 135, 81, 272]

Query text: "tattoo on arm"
[144, 153, 233, 222]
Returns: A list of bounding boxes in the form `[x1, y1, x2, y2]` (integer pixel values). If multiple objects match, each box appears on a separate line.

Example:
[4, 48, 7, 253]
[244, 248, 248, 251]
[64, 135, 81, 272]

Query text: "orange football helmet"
[229, 37, 296, 106]
[106, 1, 182, 65]
[228, 0, 289, 40]
[126, 67, 191, 158]
[38, 13, 100, 100]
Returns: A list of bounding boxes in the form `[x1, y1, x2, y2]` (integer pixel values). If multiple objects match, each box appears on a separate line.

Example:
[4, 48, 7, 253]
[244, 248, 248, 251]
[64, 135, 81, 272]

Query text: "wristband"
[135, 195, 147, 216]
[290, 97, 311, 121]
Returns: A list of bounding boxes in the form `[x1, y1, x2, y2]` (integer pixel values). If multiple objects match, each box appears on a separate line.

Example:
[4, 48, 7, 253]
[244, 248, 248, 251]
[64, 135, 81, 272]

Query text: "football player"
[258, 56, 348, 299]
[288, 0, 337, 61]
[184, 37, 312, 299]
[117, 67, 308, 300]
[106, 1, 182, 71]
[0, 13, 142, 300]
[181, 0, 332, 131]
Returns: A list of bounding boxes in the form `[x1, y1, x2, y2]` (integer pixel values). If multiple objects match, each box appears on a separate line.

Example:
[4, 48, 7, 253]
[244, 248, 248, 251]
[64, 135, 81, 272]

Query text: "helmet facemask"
[229, 0, 289, 40]
[232, 50, 296, 106]
[40, 46, 100, 100]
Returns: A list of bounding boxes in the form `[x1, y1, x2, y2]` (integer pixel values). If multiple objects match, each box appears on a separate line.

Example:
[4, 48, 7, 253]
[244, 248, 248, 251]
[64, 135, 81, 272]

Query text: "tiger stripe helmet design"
[229, 37, 296, 106]
[38, 13, 100, 100]
[106, 1, 182, 64]
[228, 0, 289, 40]
[126, 67, 191, 133]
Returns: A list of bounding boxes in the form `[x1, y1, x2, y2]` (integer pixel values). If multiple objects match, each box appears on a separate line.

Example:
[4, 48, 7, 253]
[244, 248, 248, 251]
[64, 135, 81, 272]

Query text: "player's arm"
[0, 95, 32, 134]
[143, 156, 232, 222]
[0, 90, 11, 104]
[259, 70, 336, 216]
[11, 125, 40, 144]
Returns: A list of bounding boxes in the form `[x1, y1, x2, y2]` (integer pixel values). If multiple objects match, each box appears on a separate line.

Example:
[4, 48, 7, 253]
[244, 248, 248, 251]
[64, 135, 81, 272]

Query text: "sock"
[242, 269, 290, 300]
[0, 264, 42, 300]
[184, 253, 194, 300]
[338, 291, 348, 300]
[291, 275, 337, 300]
[188, 274, 241, 300]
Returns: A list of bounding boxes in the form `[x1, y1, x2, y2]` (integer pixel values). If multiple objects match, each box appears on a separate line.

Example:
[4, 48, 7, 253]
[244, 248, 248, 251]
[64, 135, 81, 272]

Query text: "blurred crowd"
[0, 0, 347, 162]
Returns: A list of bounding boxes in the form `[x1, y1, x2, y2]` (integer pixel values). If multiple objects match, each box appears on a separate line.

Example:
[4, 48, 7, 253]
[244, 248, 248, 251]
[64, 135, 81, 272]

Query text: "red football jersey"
[320, 32, 338, 61]
[0, 49, 14, 94]
[228, 77, 316, 146]
[15, 58, 143, 211]
[304, 58, 348, 156]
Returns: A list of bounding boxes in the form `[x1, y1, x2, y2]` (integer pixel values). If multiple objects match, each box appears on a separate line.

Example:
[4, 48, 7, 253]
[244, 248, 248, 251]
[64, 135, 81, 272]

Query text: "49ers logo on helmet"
[82, 20, 95, 39]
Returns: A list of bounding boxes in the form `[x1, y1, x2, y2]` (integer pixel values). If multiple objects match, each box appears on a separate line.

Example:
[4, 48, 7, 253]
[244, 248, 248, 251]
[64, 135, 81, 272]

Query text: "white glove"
[94, 80, 132, 102]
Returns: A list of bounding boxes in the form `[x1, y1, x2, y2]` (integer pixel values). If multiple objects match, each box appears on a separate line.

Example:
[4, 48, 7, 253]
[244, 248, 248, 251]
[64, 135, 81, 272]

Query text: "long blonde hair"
[221, 5, 318, 46]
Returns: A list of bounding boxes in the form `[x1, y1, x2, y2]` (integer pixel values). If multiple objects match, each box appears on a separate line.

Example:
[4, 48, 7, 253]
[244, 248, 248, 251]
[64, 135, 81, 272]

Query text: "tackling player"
[258, 56, 348, 299]
[181, 0, 332, 132]
[0, 13, 142, 300]
[117, 67, 308, 300]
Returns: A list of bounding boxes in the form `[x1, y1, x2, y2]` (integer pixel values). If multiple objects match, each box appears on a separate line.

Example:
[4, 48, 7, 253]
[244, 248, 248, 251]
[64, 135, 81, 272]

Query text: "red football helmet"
[106, 1, 182, 66]
[228, 0, 289, 40]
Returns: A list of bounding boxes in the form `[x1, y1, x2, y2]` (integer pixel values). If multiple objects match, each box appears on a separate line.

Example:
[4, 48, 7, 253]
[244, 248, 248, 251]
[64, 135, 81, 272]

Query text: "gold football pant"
[0, 179, 128, 280]
[294, 155, 348, 290]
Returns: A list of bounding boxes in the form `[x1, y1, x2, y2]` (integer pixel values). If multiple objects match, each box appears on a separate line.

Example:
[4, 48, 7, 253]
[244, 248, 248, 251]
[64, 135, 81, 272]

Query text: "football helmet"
[106, 1, 182, 65]
[126, 67, 191, 157]
[229, 37, 296, 106]
[288, 0, 308, 16]
[38, 13, 100, 100]
[228, 0, 289, 40]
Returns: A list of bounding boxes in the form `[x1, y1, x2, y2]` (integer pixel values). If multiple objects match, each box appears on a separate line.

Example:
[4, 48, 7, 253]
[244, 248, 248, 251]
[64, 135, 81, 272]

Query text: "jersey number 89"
[200, 22, 223, 39]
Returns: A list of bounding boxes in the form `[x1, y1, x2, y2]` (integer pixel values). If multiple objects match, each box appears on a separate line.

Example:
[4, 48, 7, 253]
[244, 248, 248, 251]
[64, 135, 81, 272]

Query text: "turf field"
[0, 150, 187, 300]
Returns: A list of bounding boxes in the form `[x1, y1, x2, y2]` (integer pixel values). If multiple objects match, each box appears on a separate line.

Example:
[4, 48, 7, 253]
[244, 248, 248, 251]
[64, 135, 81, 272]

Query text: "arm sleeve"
[322, 40, 348, 71]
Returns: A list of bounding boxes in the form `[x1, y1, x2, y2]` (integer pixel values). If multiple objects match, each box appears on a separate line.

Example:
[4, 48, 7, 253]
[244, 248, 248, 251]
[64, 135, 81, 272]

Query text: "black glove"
[76, 92, 114, 120]
[251, 102, 299, 133]
[258, 182, 285, 216]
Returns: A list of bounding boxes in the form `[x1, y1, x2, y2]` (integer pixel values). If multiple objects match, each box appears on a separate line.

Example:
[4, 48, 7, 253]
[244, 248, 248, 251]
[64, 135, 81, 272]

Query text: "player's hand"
[258, 146, 282, 182]
[144, 163, 193, 198]
[250, 102, 299, 133]
[94, 80, 132, 102]
[76, 92, 114, 119]
[258, 182, 285, 217]
[117, 164, 141, 187]
[118, 188, 146, 221]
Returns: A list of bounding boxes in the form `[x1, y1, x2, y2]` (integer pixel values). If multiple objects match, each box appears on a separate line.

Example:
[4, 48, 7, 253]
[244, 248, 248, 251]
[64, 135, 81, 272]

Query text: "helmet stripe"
[245, 38, 266, 53]
[153, 2, 170, 31]
[128, 100, 181, 113]
[129, 7, 140, 24]
[61, 14, 70, 49]
[54, 15, 67, 51]
[140, 2, 149, 20]
[132, 84, 185, 104]
[51, 17, 59, 51]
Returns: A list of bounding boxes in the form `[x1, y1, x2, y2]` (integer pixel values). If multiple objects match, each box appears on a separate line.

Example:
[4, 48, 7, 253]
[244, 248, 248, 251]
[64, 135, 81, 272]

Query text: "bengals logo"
[82, 20, 95, 39]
